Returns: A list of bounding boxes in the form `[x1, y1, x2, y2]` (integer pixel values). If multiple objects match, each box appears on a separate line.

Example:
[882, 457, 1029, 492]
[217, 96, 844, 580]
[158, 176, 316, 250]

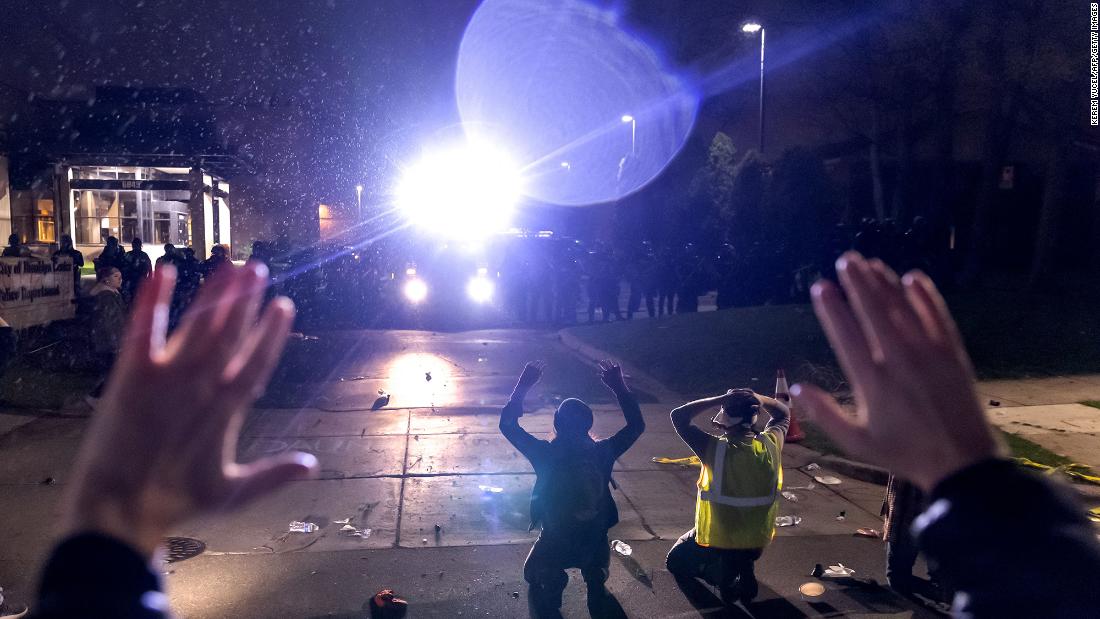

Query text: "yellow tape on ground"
[651, 455, 702, 467]
[1013, 457, 1100, 486]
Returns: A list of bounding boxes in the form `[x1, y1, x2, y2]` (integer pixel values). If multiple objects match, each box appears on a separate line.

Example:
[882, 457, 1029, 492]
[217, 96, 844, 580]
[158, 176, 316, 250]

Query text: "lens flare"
[395, 142, 522, 238]
[456, 0, 698, 206]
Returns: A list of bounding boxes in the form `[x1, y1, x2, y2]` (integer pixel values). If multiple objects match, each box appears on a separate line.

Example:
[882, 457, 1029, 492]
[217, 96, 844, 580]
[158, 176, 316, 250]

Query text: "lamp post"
[620, 114, 636, 155]
[742, 22, 765, 154]
[355, 184, 363, 221]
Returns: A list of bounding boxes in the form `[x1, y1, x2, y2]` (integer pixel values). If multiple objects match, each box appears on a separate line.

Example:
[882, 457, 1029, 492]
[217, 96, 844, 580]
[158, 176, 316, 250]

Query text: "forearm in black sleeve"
[606, 391, 645, 457]
[914, 458, 1100, 618]
[669, 408, 712, 458]
[35, 533, 165, 619]
[499, 399, 542, 462]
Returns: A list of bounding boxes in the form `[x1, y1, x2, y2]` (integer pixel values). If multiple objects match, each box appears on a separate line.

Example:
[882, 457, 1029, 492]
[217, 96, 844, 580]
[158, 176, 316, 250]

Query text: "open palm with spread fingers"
[791, 252, 1004, 491]
[598, 360, 629, 394]
[514, 360, 546, 393]
[63, 263, 318, 558]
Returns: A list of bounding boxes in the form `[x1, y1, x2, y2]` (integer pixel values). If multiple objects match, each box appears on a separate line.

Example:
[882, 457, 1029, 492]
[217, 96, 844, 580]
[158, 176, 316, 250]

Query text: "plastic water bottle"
[289, 521, 318, 533]
[611, 539, 632, 556]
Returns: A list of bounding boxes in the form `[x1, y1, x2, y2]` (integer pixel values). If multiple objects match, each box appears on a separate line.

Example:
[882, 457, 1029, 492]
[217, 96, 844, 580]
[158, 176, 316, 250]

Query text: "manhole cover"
[163, 537, 206, 563]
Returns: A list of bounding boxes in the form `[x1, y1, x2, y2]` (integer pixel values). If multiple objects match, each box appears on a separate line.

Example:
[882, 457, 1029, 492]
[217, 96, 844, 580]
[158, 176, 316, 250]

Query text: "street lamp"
[620, 114, 636, 155]
[742, 22, 765, 154]
[355, 184, 363, 221]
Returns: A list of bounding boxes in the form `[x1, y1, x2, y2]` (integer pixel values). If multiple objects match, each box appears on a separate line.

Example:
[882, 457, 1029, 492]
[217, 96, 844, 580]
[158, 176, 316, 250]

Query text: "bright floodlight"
[395, 142, 522, 239]
[466, 276, 494, 303]
[404, 278, 428, 303]
[742, 22, 762, 33]
[620, 114, 634, 123]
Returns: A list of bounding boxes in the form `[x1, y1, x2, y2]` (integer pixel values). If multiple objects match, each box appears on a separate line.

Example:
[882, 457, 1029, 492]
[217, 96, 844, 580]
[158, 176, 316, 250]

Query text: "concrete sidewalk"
[981, 375, 1100, 470]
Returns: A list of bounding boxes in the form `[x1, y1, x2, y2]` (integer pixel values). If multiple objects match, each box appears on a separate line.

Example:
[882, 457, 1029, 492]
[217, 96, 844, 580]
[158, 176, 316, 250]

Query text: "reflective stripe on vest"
[698, 440, 778, 507]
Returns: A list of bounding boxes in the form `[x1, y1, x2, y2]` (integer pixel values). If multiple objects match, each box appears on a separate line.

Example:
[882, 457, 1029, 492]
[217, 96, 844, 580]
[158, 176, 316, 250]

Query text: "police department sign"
[0, 257, 75, 328]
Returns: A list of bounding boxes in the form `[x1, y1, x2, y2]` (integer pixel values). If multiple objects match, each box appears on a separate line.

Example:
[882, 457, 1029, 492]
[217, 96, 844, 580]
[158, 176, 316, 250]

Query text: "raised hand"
[791, 252, 1004, 491]
[62, 263, 318, 558]
[598, 360, 628, 394]
[515, 360, 546, 394]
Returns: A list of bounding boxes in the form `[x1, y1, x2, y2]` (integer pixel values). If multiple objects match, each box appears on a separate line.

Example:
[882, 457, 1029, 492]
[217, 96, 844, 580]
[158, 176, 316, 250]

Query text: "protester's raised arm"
[499, 362, 546, 458]
[600, 361, 644, 455]
[508, 360, 545, 406]
[755, 393, 790, 435]
[599, 361, 642, 426]
[670, 391, 735, 429]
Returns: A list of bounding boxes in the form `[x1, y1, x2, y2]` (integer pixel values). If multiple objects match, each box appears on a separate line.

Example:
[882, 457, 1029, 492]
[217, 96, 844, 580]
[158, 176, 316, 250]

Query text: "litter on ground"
[775, 515, 802, 527]
[288, 521, 318, 534]
[822, 563, 856, 578]
[651, 455, 702, 467]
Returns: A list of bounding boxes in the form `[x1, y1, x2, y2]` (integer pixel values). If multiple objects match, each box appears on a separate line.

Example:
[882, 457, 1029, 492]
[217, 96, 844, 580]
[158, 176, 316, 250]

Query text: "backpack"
[542, 443, 607, 528]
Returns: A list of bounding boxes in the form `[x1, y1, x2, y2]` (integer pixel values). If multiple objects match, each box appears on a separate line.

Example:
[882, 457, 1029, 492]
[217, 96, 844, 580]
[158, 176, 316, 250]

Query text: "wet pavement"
[0, 328, 939, 618]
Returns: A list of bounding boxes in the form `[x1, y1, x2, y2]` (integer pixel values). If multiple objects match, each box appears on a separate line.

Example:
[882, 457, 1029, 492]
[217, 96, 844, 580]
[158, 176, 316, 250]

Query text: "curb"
[556, 328, 682, 403]
[812, 455, 1100, 501]
[818, 455, 889, 485]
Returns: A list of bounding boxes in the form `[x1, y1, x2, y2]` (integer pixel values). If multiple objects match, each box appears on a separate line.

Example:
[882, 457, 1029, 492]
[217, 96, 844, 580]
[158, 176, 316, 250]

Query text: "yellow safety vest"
[694, 431, 782, 549]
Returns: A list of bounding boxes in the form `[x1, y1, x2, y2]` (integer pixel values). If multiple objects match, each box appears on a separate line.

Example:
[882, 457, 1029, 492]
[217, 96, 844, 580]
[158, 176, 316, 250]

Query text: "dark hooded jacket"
[499, 392, 643, 531]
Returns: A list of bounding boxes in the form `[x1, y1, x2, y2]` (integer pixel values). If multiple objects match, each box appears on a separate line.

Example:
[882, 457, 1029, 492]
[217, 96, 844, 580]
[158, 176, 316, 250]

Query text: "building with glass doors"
[0, 86, 249, 261]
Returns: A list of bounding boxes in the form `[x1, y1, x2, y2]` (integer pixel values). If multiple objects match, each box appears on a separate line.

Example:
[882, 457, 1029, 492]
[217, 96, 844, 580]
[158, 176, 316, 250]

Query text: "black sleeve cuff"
[928, 457, 1017, 502]
[915, 457, 1090, 553]
[37, 533, 166, 619]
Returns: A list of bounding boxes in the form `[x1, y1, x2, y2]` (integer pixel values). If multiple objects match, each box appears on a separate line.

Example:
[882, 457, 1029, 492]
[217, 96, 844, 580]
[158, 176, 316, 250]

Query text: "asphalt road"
[0, 329, 941, 618]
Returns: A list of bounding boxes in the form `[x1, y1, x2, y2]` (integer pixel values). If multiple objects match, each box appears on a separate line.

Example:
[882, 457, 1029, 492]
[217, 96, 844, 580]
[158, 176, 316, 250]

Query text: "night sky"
[0, 0, 1075, 244]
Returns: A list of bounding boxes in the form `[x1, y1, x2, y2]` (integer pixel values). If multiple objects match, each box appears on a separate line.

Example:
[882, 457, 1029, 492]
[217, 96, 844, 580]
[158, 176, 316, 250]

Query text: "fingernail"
[900, 272, 915, 286]
[272, 296, 295, 314]
[252, 262, 269, 280]
[295, 452, 319, 469]
[790, 384, 802, 397]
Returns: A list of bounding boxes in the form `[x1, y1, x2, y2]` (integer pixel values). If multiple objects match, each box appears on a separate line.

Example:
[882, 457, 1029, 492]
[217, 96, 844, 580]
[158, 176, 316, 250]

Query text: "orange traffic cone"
[775, 369, 805, 442]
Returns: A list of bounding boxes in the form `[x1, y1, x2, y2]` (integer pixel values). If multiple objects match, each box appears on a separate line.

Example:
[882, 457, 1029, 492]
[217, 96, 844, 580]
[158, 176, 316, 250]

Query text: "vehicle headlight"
[466, 276, 494, 303]
[404, 278, 428, 303]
